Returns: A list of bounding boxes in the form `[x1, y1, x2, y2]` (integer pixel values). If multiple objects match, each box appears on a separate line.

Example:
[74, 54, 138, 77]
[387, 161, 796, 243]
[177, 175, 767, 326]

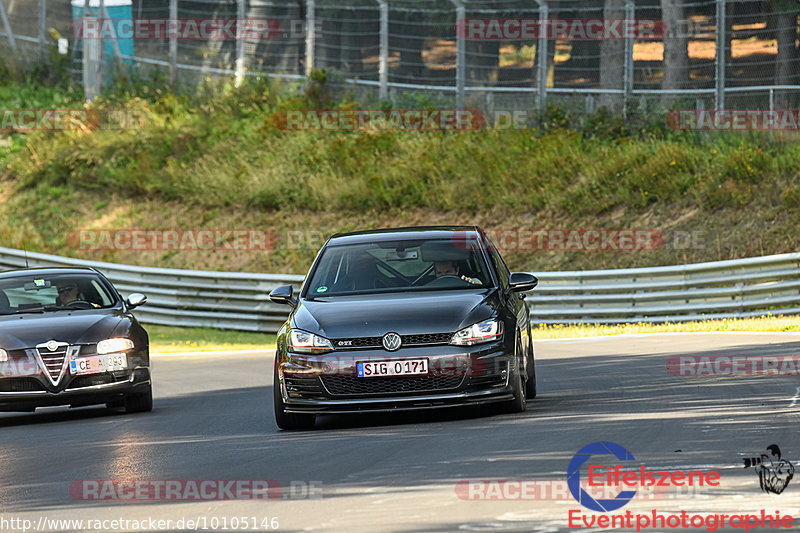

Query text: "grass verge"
[532, 315, 800, 339]
[145, 315, 799, 354]
[146, 324, 276, 353]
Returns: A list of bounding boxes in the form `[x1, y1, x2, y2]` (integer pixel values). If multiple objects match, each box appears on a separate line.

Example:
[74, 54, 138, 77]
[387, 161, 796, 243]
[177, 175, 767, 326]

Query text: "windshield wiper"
[9, 305, 66, 314]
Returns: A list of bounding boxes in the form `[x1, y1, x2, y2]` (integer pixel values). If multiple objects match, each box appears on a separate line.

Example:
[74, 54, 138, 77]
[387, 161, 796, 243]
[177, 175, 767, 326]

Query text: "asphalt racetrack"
[2, 333, 800, 533]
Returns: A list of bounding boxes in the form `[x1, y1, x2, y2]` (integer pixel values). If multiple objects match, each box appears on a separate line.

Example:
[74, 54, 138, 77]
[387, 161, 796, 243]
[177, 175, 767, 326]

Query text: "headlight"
[288, 329, 333, 354]
[0, 349, 7, 363]
[450, 319, 503, 346]
[97, 338, 134, 355]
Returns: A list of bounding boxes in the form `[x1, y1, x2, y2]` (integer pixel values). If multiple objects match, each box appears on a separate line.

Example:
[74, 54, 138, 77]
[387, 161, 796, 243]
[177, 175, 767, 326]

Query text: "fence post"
[450, 0, 465, 110]
[83, 0, 100, 102]
[535, 0, 548, 114]
[98, 0, 105, 87]
[623, 0, 634, 119]
[0, 0, 16, 53]
[715, 0, 726, 110]
[378, 0, 388, 100]
[305, 0, 315, 76]
[38, 0, 46, 62]
[235, 0, 246, 86]
[170, 0, 177, 85]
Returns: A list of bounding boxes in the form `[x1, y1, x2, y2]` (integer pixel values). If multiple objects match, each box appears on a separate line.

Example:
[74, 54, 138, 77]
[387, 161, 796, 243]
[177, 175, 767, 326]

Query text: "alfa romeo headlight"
[97, 338, 134, 355]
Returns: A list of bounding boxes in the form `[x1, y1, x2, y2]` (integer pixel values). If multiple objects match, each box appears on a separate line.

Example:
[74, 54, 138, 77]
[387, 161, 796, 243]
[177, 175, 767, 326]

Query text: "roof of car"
[0, 266, 98, 279]
[328, 226, 481, 246]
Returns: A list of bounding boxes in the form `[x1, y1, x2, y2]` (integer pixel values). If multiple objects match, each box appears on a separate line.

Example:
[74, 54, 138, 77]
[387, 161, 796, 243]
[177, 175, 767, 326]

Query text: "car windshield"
[0, 272, 117, 314]
[305, 238, 492, 298]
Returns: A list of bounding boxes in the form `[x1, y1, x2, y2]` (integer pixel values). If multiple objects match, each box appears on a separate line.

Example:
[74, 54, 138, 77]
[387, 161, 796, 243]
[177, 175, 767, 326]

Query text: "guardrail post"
[378, 0, 389, 100]
[305, 0, 315, 76]
[715, 0, 726, 110]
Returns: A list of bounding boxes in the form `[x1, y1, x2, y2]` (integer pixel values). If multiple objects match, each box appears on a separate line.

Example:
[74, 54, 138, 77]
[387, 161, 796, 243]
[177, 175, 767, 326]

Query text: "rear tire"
[124, 385, 153, 413]
[273, 366, 316, 430]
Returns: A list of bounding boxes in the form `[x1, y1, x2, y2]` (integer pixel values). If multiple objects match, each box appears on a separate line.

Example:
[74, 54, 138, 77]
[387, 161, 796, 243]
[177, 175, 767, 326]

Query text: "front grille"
[68, 374, 118, 389]
[36, 346, 67, 382]
[284, 376, 326, 399]
[321, 375, 463, 397]
[332, 332, 452, 350]
[0, 378, 47, 392]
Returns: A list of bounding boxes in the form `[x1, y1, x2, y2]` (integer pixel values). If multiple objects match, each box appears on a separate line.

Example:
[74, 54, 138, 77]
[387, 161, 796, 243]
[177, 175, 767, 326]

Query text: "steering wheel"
[425, 275, 470, 288]
[65, 300, 94, 309]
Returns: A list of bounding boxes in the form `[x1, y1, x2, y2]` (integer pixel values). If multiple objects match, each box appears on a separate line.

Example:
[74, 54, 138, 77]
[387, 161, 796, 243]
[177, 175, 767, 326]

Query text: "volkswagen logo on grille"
[382, 332, 402, 351]
[46, 340, 59, 352]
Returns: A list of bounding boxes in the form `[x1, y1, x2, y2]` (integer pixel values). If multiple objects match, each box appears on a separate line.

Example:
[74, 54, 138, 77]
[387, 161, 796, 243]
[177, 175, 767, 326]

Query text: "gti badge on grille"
[382, 332, 402, 352]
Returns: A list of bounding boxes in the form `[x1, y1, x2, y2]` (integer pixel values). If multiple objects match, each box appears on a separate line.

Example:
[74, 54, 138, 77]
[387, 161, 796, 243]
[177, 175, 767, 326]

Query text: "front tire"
[273, 366, 316, 430]
[525, 337, 537, 399]
[501, 365, 527, 413]
[500, 337, 527, 414]
[124, 384, 153, 413]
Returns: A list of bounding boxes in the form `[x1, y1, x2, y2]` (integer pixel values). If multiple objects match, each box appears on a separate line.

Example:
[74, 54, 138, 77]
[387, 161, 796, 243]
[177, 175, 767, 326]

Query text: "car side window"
[484, 237, 510, 288]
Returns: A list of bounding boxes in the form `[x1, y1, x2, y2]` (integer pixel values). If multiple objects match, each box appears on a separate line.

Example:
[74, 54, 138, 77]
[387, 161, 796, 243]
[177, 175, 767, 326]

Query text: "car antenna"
[23, 244, 29, 268]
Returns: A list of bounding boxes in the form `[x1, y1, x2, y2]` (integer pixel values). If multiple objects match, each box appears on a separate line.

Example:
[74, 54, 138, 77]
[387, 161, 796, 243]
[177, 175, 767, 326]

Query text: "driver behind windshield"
[55, 280, 99, 307]
[433, 260, 482, 285]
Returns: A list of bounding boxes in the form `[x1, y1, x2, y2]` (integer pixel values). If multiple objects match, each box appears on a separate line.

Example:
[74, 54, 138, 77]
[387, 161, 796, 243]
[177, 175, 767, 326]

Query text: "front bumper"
[277, 342, 515, 414]
[0, 367, 151, 412]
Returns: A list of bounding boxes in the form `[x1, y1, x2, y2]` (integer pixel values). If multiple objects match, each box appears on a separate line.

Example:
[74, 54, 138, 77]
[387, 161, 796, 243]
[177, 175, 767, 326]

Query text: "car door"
[481, 232, 532, 377]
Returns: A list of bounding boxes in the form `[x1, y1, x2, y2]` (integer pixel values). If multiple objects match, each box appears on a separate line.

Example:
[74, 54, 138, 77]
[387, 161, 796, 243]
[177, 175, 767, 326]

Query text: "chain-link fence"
[1, 0, 798, 118]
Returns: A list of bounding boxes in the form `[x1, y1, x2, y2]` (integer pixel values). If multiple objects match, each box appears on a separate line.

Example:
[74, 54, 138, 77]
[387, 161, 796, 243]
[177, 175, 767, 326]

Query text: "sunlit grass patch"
[146, 324, 276, 353]
[532, 315, 800, 339]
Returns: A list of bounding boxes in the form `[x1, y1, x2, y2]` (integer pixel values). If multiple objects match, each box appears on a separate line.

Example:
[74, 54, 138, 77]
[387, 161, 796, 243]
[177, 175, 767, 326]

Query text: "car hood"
[0, 310, 126, 350]
[292, 289, 501, 338]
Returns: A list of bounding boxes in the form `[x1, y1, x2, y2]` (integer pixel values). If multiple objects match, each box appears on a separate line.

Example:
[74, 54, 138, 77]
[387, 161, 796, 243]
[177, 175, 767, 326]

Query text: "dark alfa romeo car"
[0, 267, 152, 414]
[269, 226, 538, 429]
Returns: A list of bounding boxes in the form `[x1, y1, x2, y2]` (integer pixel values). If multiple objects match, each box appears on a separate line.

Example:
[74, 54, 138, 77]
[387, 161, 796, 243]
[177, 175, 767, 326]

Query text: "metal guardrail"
[0, 247, 798, 330]
[0, 247, 304, 332]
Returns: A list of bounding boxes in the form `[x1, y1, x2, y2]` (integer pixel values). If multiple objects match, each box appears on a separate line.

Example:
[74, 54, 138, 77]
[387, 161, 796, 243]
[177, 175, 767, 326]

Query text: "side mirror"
[269, 285, 297, 307]
[126, 293, 147, 309]
[509, 272, 538, 293]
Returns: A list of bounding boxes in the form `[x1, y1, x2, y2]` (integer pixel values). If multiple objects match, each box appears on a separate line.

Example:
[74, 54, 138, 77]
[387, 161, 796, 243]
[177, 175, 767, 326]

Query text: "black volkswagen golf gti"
[269, 226, 538, 429]
[0, 267, 152, 414]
